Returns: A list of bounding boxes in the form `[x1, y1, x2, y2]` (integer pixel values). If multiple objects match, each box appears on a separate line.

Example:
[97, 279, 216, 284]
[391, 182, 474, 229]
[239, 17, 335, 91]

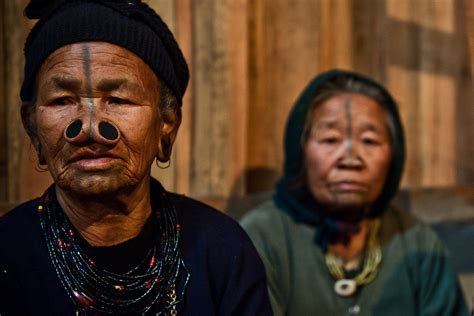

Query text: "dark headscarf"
[21, 0, 188, 106]
[273, 69, 405, 251]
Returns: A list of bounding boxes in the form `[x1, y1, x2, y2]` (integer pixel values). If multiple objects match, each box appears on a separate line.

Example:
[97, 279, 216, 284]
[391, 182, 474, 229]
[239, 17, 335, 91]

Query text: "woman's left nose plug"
[98, 121, 119, 141]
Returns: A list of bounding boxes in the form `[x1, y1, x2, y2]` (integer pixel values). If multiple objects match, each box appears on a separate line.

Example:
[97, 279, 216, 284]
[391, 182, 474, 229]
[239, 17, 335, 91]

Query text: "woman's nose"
[64, 119, 120, 146]
[337, 140, 363, 168]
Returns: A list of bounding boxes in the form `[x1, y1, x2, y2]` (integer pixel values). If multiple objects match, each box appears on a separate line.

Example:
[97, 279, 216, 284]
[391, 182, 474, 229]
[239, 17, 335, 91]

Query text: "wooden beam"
[318, 0, 353, 70]
[466, 0, 474, 84]
[351, 0, 388, 81]
[0, 1, 7, 201]
[192, 0, 232, 197]
[456, 0, 474, 185]
[174, 0, 193, 195]
[5, 0, 30, 202]
[247, 0, 322, 193]
[228, 0, 249, 197]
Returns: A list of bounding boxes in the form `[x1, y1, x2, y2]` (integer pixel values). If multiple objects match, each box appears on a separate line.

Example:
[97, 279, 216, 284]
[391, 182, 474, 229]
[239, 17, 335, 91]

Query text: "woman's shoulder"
[239, 199, 305, 264]
[381, 205, 447, 253]
[240, 199, 289, 227]
[240, 199, 297, 240]
[0, 199, 41, 237]
[0, 199, 44, 267]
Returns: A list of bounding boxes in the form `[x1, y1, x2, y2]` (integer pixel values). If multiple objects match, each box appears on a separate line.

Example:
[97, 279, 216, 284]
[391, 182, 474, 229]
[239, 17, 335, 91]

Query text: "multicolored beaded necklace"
[37, 185, 190, 314]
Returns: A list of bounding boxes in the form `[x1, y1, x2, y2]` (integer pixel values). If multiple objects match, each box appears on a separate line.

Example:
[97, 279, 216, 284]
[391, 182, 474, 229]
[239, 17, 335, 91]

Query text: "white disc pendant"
[334, 279, 357, 297]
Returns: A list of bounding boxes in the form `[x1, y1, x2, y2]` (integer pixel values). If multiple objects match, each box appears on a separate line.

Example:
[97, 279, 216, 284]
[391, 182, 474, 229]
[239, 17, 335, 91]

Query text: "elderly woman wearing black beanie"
[241, 70, 468, 315]
[0, 1, 272, 314]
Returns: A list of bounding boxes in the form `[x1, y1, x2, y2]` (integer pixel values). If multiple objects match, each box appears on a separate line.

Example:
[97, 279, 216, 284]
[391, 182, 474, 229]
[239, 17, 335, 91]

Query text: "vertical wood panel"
[318, 0, 353, 70]
[228, 0, 249, 197]
[248, 0, 322, 191]
[386, 2, 424, 187]
[387, 66, 422, 186]
[192, 0, 213, 197]
[384, 0, 472, 187]
[419, 73, 455, 185]
[0, 1, 6, 200]
[4, 0, 47, 202]
[2, 1, 53, 203]
[247, 0, 266, 170]
[192, 0, 232, 197]
[174, 0, 193, 195]
[417, 0, 457, 186]
[188, 0, 250, 199]
[5, 0, 26, 202]
[456, 0, 474, 185]
[468, 0, 474, 76]
[351, 0, 387, 81]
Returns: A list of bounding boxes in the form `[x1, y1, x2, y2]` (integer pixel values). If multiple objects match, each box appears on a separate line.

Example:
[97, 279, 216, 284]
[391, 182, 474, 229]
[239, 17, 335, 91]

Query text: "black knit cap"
[21, 0, 189, 106]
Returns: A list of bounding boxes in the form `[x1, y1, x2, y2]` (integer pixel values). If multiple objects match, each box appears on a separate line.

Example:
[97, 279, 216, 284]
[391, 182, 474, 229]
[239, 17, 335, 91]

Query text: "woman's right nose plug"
[65, 120, 83, 139]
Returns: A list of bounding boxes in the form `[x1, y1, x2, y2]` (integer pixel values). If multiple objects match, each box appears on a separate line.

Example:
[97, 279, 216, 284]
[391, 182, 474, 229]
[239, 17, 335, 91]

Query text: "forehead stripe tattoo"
[81, 45, 96, 136]
[344, 97, 353, 156]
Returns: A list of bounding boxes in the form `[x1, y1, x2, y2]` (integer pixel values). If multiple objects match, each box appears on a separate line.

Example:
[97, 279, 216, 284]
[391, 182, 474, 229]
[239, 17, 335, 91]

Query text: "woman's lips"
[70, 156, 117, 171]
[331, 181, 367, 191]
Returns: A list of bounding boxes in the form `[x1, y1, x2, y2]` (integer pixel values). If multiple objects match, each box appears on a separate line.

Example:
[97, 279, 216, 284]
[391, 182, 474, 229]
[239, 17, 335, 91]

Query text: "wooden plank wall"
[469, 0, 474, 77]
[1, 0, 53, 207]
[385, 0, 473, 187]
[0, 0, 472, 212]
[247, 0, 473, 195]
[0, 1, 6, 203]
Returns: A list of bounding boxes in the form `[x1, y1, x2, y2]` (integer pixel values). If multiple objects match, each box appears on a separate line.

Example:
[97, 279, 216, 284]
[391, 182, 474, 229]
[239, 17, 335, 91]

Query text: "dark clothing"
[0, 189, 272, 315]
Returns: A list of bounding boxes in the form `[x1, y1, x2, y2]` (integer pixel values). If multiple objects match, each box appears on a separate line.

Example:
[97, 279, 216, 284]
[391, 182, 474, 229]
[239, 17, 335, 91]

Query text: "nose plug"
[64, 120, 120, 141]
[98, 121, 119, 141]
[65, 120, 83, 139]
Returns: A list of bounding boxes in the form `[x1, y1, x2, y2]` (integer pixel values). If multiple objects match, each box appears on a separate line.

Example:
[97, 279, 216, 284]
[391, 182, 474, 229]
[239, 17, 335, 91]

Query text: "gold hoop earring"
[155, 158, 171, 169]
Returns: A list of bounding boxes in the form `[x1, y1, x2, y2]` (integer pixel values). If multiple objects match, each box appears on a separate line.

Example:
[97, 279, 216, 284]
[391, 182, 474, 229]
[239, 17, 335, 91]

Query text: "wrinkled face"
[32, 42, 176, 196]
[304, 93, 392, 213]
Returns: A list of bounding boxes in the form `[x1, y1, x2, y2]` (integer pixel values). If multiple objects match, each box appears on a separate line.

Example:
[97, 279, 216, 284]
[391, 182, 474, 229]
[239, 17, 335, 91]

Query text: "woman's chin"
[322, 194, 372, 220]
[56, 173, 137, 197]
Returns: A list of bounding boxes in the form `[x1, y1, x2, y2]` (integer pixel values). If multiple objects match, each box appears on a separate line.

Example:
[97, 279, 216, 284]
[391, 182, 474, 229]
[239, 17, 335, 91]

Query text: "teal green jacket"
[241, 201, 468, 316]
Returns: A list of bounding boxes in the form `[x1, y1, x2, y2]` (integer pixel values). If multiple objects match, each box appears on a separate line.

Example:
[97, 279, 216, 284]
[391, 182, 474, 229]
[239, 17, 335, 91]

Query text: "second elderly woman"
[0, 0, 272, 314]
[241, 69, 468, 315]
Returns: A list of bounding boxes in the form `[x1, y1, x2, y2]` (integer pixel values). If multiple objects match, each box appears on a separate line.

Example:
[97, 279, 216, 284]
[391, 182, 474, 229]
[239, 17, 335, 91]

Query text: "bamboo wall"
[1, 0, 473, 211]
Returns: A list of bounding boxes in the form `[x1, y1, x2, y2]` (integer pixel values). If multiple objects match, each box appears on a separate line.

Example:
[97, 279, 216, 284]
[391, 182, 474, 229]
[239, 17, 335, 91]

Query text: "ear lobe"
[156, 109, 181, 162]
[36, 143, 47, 166]
[21, 102, 36, 133]
[156, 137, 171, 163]
[21, 102, 46, 164]
[160, 109, 182, 143]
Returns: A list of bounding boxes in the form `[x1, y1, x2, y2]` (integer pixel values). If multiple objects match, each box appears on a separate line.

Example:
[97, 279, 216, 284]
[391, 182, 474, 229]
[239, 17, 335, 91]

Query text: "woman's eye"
[50, 97, 73, 106]
[320, 137, 339, 144]
[109, 97, 129, 105]
[362, 137, 379, 145]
